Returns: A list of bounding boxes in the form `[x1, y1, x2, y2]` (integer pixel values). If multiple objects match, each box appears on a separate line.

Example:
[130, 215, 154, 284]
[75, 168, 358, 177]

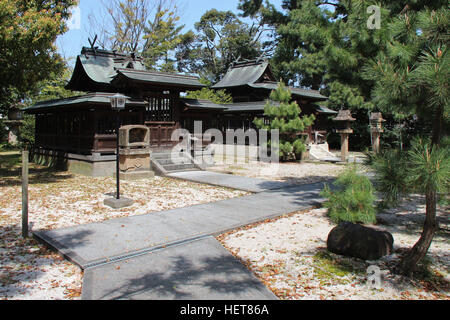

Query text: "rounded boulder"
[327, 222, 394, 261]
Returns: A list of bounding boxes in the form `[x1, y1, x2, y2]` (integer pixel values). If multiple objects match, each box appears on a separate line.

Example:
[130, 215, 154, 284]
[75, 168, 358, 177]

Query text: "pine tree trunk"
[431, 106, 443, 146]
[398, 191, 438, 276]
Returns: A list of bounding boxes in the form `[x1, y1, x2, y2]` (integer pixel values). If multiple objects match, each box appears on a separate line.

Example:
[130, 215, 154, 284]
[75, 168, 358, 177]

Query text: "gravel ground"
[0, 168, 247, 300]
[2, 153, 447, 300]
[208, 160, 347, 185]
[218, 198, 449, 300]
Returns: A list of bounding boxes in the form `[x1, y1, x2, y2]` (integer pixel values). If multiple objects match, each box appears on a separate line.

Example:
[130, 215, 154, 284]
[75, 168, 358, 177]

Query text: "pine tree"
[363, 6, 449, 275]
[239, 0, 448, 149]
[254, 82, 315, 161]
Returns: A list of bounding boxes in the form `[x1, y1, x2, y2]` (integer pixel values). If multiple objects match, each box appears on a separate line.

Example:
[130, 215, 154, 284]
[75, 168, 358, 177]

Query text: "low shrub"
[321, 166, 376, 224]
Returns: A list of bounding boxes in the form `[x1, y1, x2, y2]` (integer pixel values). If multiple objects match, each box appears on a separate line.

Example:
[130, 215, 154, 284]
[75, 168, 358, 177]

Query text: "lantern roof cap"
[370, 112, 386, 121]
[333, 110, 356, 122]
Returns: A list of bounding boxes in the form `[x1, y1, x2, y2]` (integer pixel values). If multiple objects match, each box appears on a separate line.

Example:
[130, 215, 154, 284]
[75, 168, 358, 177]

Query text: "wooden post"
[22, 150, 29, 238]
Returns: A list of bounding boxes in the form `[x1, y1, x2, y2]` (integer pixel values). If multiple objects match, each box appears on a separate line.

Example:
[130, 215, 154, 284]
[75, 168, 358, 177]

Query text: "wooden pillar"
[22, 151, 29, 238]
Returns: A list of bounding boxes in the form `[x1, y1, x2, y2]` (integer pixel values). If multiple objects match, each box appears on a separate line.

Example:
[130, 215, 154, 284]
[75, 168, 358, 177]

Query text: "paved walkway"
[82, 237, 277, 300]
[33, 172, 332, 300]
[168, 171, 288, 192]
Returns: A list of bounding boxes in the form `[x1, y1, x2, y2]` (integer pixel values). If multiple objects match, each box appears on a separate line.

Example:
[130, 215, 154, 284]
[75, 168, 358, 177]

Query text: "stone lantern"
[5, 107, 24, 146]
[118, 125, 154, 180]
[370, 112, 385, 154]
[333, 110, 356, 162]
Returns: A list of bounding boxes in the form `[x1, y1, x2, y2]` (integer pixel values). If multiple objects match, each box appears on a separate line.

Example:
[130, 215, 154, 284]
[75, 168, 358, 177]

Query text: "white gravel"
[0, 172, 247, 300]
[218, 199, 449, 300]
[209, 161, 346, 185]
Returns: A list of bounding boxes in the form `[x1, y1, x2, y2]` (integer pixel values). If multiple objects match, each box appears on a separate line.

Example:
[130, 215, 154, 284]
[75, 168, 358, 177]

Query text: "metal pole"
[22, 150, 29, 238]
[116, 111, 120, 200]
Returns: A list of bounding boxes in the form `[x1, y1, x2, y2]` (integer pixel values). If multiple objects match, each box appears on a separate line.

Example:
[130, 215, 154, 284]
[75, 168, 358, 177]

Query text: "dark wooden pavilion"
[25, 47, 334, 175]
[211, 59, 336, 143]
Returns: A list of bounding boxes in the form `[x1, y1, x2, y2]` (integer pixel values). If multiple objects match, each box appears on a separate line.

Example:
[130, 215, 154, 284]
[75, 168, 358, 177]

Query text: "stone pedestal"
[371, 129, 383, 154]
[118, 148, 154, 181]
[337, 129, 353, 162]
[117, 125, 154, 181]
[333, 110, 356, 163]
[370, 113, 385, 154]
[104, 197, 134, 209]
[4, 120, 22, 146]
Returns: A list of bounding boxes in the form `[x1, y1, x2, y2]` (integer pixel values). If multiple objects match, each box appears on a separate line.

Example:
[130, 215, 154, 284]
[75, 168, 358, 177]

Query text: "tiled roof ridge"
[116, 68, 200, 80]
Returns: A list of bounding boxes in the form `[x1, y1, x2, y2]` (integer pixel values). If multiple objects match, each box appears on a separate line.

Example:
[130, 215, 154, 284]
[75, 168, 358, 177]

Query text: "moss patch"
[311, 250, 365, 285]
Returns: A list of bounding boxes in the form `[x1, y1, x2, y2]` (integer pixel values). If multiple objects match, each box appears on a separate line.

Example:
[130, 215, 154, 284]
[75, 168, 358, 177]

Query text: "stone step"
[309, 146, 336, 160]
[162, 163, 196, 172]
[152, 152, 180, 160]
[155, 158, 192, 166]
[166, 168, 200, 174]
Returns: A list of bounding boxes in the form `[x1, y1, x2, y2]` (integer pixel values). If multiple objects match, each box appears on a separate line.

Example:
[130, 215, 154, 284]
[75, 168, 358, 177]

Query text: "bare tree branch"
[87, 0, 180, 53]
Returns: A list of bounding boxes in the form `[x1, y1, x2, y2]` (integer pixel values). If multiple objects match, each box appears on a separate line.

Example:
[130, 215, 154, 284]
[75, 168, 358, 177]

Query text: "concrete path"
[82, 237, 277, 300]
[33, 173, 333, 300]
[168, 170, 288, 192]
[34, 182, 328, 269]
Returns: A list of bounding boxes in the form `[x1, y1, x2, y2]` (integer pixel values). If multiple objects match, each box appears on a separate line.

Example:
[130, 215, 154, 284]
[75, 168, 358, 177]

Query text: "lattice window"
[145, 97, 173, 122]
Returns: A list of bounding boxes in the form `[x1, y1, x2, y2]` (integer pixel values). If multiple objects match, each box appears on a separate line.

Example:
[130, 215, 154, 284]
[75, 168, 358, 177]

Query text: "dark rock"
[327, 222, 394, 261]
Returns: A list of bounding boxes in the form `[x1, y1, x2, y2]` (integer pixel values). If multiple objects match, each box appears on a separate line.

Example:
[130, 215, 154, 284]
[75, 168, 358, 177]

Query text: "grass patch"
[311, 250, 365, 285]
[0, 152, 21, 169]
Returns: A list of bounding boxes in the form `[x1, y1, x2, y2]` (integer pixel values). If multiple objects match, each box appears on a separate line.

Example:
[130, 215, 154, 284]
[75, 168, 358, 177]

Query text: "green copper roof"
[314, 104, 338, 114]
[24, 92, 147, 113]
[211, 59, 327, 101]
[222, 100, 333, 114]
[223, 101, 277, 113]
[66, 47, 204, 92]
[113, 69, 205, 90]
[248, 82, 328, 101]
[212, 59, 273, 89]
[180, 98, 228, 110]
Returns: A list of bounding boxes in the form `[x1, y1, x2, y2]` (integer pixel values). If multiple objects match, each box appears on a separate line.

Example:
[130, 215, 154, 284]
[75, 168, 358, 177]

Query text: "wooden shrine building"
[25, 47, 335, 175]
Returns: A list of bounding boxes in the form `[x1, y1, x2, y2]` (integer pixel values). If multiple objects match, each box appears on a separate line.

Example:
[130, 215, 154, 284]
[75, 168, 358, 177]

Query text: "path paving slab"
[82, 237, 278, 300]
[168, 171, 288, 192]
[33, 182, 329, 269]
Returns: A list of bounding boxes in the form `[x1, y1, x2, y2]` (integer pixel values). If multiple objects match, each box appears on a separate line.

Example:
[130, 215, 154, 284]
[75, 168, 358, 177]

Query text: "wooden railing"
[145, 121, 179, 149]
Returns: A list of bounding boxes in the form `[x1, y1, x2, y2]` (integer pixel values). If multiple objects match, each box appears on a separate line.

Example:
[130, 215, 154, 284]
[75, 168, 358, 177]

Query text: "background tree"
[238, 0, 448, 150]
[143, 8, 184, 72]
[185, 88, 233, 105]
[88, 0, 183, 72]
[175, 9, 269, 82]
[0, 0, 77, 115]
[254, 82, 315, 160]
[89, 0, 153, 52]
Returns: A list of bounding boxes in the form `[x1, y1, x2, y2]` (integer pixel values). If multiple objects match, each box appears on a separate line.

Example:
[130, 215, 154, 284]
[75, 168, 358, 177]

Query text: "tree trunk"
[397, 191, 438, 276]
[431, 106, 443, 146]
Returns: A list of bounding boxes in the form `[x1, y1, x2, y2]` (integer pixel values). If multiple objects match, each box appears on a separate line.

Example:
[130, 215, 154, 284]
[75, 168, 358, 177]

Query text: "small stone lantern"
[118, 125, 154, 180]
[5, 107, 24, 146]
[333, 110, 356, 162]
[370, 112, 385, 154]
